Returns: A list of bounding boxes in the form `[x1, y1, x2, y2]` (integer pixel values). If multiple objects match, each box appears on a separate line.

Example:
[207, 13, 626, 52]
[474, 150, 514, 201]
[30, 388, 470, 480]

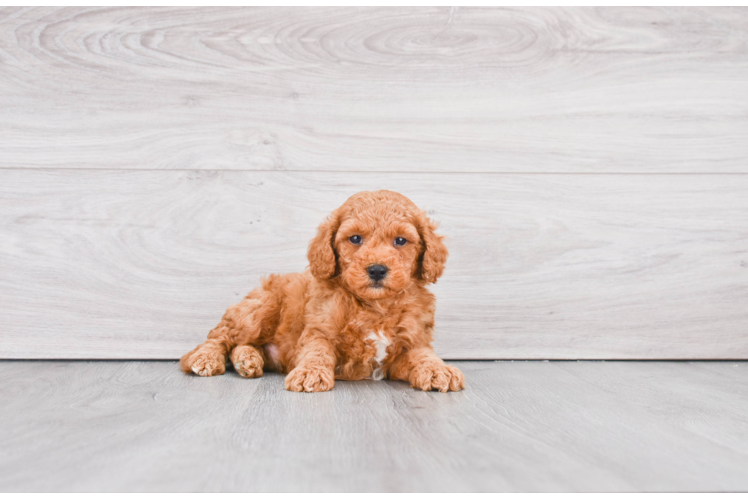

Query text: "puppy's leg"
[388, 347, 465, 392]
[180, 290, 277, 377]
[284, 336, 336, 392]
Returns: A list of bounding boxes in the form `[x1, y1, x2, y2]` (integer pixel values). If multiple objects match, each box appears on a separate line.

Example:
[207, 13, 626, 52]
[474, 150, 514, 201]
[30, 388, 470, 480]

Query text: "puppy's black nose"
[367, 264, 388, 282]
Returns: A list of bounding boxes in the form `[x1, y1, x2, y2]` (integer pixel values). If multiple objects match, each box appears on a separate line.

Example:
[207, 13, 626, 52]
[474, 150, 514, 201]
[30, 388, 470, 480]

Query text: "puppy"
[180, 190, 464, 392]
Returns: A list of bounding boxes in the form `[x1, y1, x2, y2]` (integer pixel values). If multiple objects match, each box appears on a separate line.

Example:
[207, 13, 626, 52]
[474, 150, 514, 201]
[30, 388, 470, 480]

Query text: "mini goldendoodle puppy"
[180, 190, 464, 392]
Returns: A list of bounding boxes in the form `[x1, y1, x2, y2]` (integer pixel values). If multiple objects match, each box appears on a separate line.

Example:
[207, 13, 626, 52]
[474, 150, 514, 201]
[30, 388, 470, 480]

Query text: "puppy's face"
[333, 207, 421, 300]
[308, 191, 448, 300]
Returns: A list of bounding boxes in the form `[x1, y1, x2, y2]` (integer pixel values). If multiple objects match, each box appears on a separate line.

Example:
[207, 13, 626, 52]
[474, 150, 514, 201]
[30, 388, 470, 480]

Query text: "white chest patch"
[366, 330, 390, 381]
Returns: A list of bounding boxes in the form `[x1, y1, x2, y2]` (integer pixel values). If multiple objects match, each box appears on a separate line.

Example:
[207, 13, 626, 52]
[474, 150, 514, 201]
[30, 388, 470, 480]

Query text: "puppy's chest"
[336, 320, 396, 380]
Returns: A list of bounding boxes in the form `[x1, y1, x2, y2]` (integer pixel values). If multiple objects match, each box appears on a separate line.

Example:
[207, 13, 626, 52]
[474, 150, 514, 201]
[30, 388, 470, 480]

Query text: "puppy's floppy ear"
[307, 209, 341, 280]
[416, 211, 448, 284]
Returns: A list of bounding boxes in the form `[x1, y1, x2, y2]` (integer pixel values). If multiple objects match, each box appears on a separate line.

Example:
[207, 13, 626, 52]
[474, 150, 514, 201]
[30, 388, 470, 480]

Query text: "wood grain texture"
[1, 7, 747, 173]
[1, 360, 747, 492]
[2, 7, 747, 360]
[2, 170, 747, 359]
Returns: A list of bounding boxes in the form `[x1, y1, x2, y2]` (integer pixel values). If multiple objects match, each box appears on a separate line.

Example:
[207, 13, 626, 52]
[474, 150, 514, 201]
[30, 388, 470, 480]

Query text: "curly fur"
[180, 190, 465, 393]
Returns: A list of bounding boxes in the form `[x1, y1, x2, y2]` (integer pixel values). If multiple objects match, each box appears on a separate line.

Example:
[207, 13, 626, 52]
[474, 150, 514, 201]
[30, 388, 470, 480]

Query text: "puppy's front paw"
[410, 362, 465, 392]
[285, 366, 335, 392]
[231, 345, 264, 378]
[181, 349, 226, 377]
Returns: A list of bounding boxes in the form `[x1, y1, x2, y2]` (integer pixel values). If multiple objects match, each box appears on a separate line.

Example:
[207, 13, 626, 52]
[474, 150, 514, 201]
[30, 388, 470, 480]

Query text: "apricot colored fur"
[180, 190, 465, 393]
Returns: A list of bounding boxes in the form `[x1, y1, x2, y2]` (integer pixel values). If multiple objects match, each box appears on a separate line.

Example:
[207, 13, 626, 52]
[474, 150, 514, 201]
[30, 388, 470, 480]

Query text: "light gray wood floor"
[1, 361, 746, 492]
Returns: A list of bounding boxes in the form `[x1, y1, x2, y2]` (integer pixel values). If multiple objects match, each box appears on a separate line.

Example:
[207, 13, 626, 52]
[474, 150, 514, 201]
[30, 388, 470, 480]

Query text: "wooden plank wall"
[1, 7, 747, 359]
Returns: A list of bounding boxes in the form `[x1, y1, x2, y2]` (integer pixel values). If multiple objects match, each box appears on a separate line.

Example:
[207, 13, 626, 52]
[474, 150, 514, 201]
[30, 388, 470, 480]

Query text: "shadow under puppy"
[181, 190, 464, 392]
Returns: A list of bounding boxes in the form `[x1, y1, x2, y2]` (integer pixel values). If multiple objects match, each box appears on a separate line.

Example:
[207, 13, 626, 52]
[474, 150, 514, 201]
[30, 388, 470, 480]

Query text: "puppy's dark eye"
[349, 235, 362, 245]
[394, 237, 407, 247]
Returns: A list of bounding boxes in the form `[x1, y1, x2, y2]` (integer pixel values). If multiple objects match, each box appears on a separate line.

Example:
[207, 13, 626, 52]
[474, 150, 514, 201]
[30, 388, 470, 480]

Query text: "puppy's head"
[308, 190, 448, 300]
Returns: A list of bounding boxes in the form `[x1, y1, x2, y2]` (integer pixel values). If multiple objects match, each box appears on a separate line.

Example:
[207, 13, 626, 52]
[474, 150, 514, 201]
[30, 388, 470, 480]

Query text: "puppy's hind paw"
[180, 349, 226, 377]
[230, 345, 264, 378]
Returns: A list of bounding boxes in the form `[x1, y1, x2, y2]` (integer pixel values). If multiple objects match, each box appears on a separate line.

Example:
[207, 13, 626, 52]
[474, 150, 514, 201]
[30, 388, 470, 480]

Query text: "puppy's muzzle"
[367, 264, 388, 283]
